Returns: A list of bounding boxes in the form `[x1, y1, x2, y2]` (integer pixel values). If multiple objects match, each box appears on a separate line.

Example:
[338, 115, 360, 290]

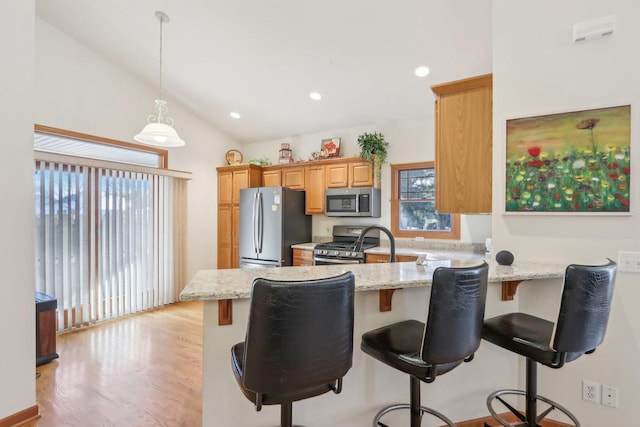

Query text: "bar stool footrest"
[486, 389, 580, 427]
[372, 403, 456, 427]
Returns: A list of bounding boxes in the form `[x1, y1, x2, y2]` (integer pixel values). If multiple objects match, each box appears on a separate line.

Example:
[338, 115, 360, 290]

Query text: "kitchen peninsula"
[180, 260, 567, 426]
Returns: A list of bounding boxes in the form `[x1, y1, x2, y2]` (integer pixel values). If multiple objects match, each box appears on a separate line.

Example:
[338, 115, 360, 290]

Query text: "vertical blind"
[34, 158, 187, 331]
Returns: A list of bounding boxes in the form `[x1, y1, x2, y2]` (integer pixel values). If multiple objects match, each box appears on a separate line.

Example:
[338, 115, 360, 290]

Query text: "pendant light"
[134, 11, 185, 147]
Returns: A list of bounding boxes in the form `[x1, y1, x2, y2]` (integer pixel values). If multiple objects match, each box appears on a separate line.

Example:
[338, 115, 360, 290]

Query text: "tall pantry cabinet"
[216, 164, 262, 269]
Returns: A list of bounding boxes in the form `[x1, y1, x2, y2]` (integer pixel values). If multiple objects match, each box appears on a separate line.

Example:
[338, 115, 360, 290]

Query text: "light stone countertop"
[290, 242, 483, 259]
[290, 242, 317, 250]
[179, 260, 566, 301]
[364, 246, 483, 260]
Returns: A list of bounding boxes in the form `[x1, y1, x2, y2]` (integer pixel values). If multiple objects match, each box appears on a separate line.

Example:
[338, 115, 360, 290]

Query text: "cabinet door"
[262, 169, 281, 187]
[366, 253, 390, 264]
[231, 206, 241, 268]
[218, 171, 233, 205]
[349, 161, 374, 187]
[231, 170, 249, 204]
[217, 205, 232, 269]
[432, 74, 492, 213]
[325, 164, 349, 188]
[293, 248, 313, 266]
[366, 253, 418, 263]
[283, 167, 305, 190]
[304, 166, 325, 214]
[397, 255, 418, 262]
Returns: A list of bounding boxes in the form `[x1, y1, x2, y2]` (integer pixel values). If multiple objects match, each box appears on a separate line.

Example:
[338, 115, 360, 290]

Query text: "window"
[34, 126, 189, 331]
[391, 162, 460, 239]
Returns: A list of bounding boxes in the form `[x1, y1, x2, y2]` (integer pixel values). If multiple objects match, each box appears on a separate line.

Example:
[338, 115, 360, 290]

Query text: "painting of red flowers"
[506, 105, 631, 213]
[321, 138, 341, 158]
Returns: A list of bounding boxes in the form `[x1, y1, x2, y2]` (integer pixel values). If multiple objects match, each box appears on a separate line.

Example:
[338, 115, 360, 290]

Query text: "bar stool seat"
[231, 272, 355, 427]
[361, 319, 463, 379]
[482, 259, 617, 427]
[361, 261, 489, 427]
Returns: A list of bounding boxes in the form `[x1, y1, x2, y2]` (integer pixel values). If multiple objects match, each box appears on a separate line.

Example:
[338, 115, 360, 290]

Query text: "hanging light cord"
[158, 13, 164, 101]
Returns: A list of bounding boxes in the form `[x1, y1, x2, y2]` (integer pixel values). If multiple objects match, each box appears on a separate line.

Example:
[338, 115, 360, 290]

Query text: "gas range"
[313, 225, 380, 265]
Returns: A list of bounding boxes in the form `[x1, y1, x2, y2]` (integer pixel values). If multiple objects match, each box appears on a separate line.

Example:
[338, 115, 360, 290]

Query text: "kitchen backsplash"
[311, 234, 484, 253]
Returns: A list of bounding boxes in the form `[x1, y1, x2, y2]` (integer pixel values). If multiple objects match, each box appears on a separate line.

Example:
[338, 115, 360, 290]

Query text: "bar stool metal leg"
[371, 377, 456, 427]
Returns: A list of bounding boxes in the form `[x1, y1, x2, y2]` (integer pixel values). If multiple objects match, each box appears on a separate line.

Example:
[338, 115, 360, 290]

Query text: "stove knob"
[332, 250, 339, 256]
[322, 250, 328, 255]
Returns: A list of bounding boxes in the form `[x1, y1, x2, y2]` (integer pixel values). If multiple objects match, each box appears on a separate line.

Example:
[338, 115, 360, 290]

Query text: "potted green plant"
[357, 132, 389, 188]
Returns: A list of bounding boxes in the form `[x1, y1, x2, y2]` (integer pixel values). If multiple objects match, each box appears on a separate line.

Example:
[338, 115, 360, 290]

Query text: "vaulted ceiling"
[36, 0, 492, 144]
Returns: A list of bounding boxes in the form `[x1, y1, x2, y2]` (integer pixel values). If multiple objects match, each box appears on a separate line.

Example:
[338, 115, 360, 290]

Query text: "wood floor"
[29, 301, 203, 427]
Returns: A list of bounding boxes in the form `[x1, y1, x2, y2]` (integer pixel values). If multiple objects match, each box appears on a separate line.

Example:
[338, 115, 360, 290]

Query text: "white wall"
[0, 0, 37, 420]
[243, 116, 492, 244]
[493, 1, 640, 425]
[35, 18, 239, 277]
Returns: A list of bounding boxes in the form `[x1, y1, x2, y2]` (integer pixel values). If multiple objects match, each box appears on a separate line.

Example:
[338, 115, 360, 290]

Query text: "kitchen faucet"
[355, 225, 396, 262]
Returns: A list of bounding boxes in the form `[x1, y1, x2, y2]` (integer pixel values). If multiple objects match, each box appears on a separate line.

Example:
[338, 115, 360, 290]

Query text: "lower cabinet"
[217, 205, 233, 269]
[365, 253, 419, 263]
[293, 248, 314, 266]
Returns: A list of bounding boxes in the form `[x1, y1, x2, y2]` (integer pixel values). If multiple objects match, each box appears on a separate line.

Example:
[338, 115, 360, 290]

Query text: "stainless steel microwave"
[325, 187, 381, 217]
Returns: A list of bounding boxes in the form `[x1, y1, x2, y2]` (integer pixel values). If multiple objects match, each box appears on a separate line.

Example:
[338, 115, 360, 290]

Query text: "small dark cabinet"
[35, 292, 59, 366]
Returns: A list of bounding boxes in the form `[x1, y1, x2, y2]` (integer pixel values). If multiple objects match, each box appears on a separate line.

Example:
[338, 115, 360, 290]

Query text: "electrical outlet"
[582, 380, 600, 403]
[602, 385, 619, 407]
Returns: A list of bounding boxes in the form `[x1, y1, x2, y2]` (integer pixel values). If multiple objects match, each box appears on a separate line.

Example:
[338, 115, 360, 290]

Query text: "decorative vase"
[372, 154, 382, 189]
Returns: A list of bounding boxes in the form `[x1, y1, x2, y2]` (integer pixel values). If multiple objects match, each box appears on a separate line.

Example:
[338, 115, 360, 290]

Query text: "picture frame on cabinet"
[320, 138, 341, 158]
[504, 104, 631, 215]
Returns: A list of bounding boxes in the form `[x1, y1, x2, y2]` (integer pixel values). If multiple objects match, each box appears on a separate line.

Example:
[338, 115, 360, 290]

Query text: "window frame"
[35, 124, 169, 169]
[391, 161, 460, 240]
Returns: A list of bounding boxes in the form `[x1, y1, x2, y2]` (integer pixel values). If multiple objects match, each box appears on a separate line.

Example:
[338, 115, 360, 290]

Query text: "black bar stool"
[482, 259, 617, 427]
[361, 261, 489, 427]
[231, 272, 355, 427]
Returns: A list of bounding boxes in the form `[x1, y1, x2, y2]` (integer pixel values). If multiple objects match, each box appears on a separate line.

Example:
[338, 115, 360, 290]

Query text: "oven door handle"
[314, 257, 362, 264]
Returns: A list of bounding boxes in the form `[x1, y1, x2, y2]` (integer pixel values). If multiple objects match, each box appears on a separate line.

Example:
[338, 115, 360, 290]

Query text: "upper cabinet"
[260, 157, 374, 214]
[325, 163, 349, 188]
[262, 168, 282, 187]
[218, 164, 263, 205]
[349, 161, 374, 187]
[282, 167, 305, 190]
[431, 74, 493, 214]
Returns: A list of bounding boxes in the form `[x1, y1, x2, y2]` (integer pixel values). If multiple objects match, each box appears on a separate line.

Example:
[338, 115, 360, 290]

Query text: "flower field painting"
[506, 105, 631, 214]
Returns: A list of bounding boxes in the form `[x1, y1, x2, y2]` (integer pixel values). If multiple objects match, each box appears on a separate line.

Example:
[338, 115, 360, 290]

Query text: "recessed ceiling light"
[310, 92, 322, 101]
[414, 66, 430, 77]
[230, 112, 241, 119]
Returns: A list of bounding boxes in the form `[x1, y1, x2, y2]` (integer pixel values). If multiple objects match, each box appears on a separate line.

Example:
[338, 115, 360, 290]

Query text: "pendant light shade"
[135, 11, 185, 147]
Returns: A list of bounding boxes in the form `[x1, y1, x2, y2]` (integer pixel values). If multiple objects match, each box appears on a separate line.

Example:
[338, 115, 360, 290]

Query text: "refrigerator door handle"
[257, 192, 264, 254]
[252, 192, 258, 255]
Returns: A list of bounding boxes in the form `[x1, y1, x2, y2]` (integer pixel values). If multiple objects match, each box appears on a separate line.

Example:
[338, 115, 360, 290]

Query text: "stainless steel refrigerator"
[239, 186, 312, 268]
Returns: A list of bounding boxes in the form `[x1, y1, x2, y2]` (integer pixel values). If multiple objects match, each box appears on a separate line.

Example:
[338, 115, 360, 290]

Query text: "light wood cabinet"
[217, 205, 232, 269]
[293, 248, 314, 266]
[325, 161, 373, 188]
[366, 253, 419, 263]
[262, 169, 281, 187]
[248, 157, 375, 215]
[216, 165, 262, 269]
[304, 165, 325, 214]
[231, 206, 241, 268]
[349, 161, 374, 187]
[325, 163, 349, 188]
[218, 172, 233, 205]
[431, 74, 493, 214]
[282, 167, 305, 190]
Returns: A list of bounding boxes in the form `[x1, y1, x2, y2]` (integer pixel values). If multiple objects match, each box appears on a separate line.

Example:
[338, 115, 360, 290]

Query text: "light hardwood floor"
[30, 301, 203, 427]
